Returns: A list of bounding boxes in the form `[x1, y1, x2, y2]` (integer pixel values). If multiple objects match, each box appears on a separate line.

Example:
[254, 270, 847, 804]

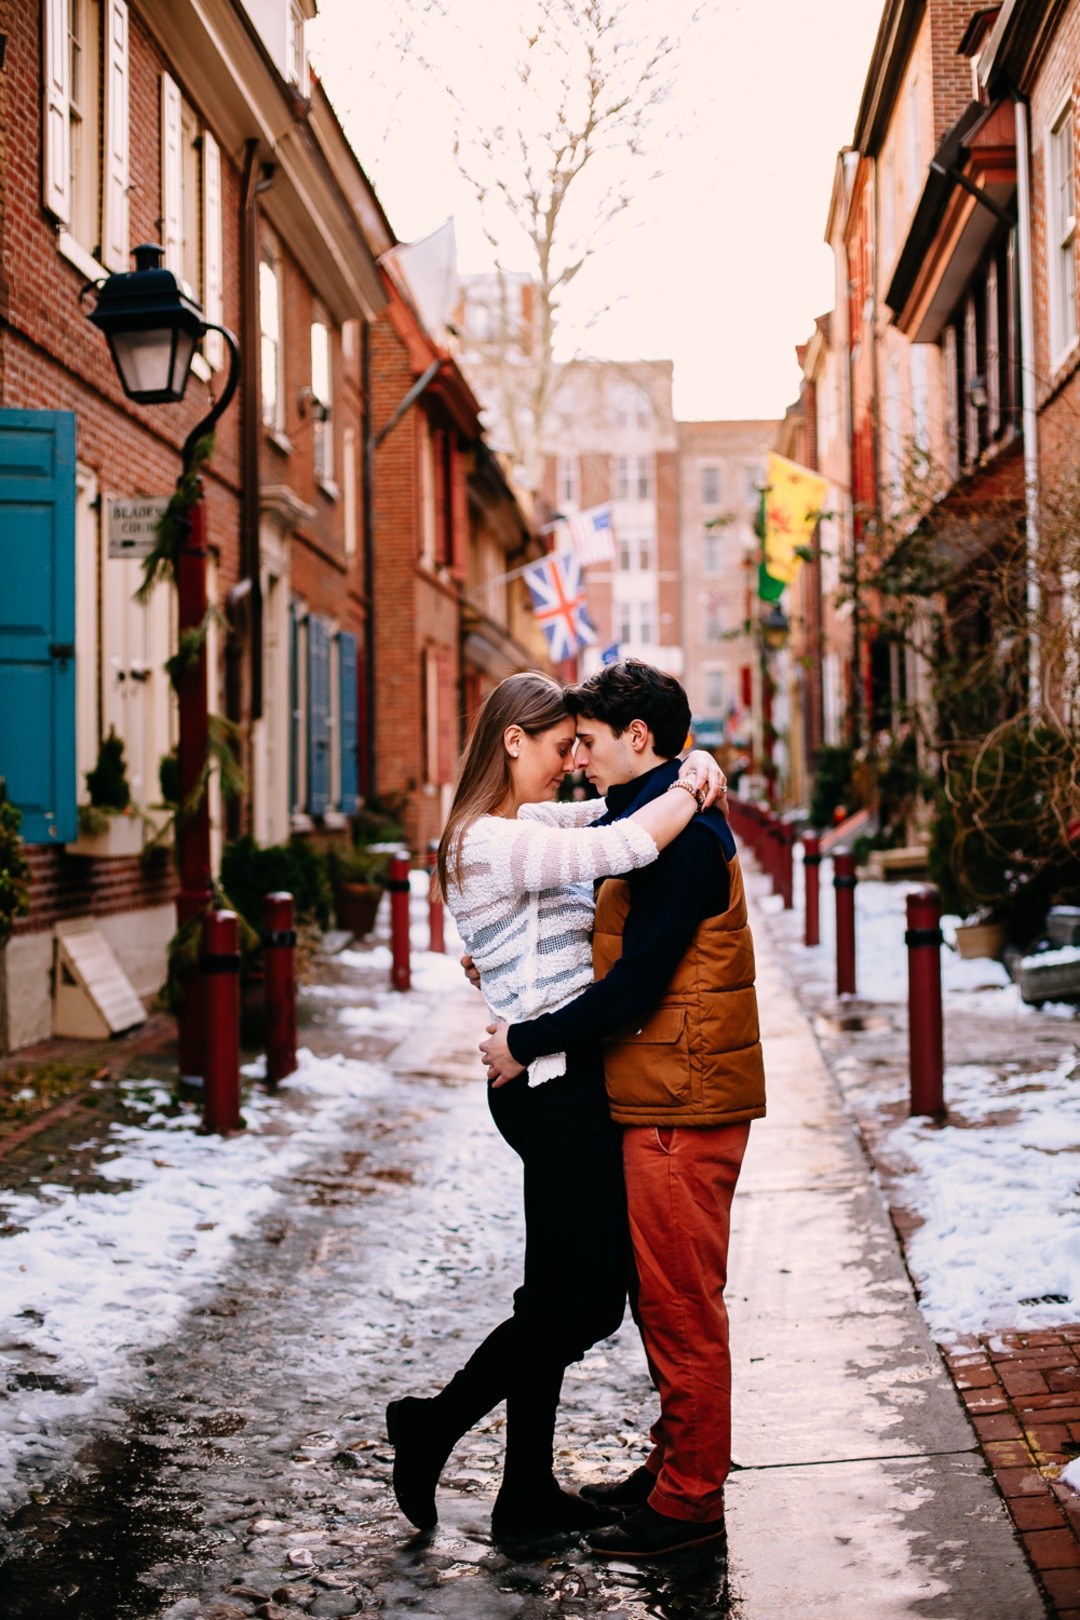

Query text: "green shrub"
[85, 727, 131, 811]
[220, 835, 332, 933]
[0, 781, 30, 946]
[808, 745, 852, 830]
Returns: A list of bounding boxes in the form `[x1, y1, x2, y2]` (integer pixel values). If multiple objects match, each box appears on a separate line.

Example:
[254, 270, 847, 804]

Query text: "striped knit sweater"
[447, 799, 660, 1085]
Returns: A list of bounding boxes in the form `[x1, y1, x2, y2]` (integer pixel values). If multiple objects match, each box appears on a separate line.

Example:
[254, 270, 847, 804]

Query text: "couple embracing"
[385, 659, 766, 1559]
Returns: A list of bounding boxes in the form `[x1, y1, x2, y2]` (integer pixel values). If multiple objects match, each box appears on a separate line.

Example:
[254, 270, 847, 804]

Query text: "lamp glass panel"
[110, 326, 191, 401]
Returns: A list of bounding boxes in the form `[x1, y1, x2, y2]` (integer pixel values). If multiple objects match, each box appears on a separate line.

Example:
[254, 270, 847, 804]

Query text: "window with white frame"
[883, 355, 902, 491]
[882, 149, 896, 268]
[702, 465, 721, 506]
[703, 528, 723, 573]
[68, 0, 102, 253]
[615, 454, 651, 500]
[704, 669, 725, 714]
[311, 310, 333, 485]
[1048, 104, 1078, 362]
[911, 344, 930, 455]
[288, 0, 309, 95]
[343, 427, 358, 559]
[260, 245, 284, 430]
[556, 454, 579, 508]
[43, 0, 130, 273]
[161, 71, 224, 368]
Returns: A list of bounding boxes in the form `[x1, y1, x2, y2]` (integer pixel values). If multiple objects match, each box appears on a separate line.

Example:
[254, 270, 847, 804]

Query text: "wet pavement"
[0, 903, 1051, 1618]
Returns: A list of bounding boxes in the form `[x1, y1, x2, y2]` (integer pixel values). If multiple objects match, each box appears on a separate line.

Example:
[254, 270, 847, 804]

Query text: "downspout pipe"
[360, 344, 444, 800]
[1013, 97, 1041, 714]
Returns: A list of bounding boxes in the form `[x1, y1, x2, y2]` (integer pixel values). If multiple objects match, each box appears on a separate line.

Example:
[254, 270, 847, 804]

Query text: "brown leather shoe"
[587, 1502, 727, 1559]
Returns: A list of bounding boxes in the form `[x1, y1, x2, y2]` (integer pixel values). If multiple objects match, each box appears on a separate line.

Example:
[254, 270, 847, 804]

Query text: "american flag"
[523, 550, 597, 662]
[560, 503, 615, 566]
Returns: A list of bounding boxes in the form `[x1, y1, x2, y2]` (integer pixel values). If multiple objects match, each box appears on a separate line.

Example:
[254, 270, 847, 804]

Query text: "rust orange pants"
[622, 1120, 751, 1522]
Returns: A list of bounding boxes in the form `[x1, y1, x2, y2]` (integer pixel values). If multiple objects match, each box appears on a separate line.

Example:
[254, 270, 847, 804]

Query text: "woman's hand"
[460, 953, 482, 989]
[481, 1022, 525, 1087]
[679, 749, 728, 813]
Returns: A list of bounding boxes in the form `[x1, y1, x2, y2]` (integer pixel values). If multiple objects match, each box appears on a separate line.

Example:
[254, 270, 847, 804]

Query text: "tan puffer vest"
[592, 852, 766, 1127]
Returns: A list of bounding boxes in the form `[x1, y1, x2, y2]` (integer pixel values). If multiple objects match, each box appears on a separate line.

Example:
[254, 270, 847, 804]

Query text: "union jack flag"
[523, 550, 596, 662]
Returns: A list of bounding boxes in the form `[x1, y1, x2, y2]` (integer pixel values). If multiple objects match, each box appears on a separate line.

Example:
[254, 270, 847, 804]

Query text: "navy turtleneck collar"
[602, 759, 736, 858]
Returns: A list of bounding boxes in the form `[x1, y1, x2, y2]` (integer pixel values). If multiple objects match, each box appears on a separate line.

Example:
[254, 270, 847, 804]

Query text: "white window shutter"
[43, 0, 71, 224]
[160, 72, 183, 275]
[202, 129, 224, 367]
[102, 0, 130, 271]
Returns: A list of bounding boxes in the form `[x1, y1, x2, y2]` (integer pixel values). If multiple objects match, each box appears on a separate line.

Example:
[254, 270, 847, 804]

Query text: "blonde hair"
[437, 671, 569, 896]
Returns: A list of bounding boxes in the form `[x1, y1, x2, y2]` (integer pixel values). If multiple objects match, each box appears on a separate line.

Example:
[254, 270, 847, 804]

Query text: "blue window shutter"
[0, 410, 77, 843]
[338, 630, 359, 813]
[307, 614, 331, 816]
[289, 599, 301, 813]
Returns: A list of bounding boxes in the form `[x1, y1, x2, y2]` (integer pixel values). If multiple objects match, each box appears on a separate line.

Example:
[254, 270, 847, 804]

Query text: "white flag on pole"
[561, 503, 616, 566]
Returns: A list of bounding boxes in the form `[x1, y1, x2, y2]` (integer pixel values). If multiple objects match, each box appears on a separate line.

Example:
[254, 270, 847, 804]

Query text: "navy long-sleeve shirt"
[506, 760, 733, 1067]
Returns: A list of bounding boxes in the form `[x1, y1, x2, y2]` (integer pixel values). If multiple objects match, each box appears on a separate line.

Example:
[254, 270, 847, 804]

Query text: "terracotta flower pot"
[334, 882, 384, 937]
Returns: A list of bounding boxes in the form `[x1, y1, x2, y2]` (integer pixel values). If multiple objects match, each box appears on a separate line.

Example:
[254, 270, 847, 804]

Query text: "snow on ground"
[0, 908, 462, 1514]
[774, 849, 1080, 1345]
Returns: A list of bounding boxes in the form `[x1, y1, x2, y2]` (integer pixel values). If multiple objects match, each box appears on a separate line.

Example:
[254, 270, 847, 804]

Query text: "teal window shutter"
[307, 614, 331, 816]
[0, 410, 77, 843]
[289, 598, 301, 813]
[338, 630, 359, 813]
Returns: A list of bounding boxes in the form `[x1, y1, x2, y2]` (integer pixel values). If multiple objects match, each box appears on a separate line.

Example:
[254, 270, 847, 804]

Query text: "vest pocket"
[604, 1006, 693, 1107]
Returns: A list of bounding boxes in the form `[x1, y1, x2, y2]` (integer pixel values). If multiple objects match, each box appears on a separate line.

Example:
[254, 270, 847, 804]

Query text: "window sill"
[191, 352, 212, 384]
[317, 477, 341, 503]
[265, 427, 295, 456]
[321, 809, 347, 831]
[290, 812, 314, 835]
[57, 231, 108, 284]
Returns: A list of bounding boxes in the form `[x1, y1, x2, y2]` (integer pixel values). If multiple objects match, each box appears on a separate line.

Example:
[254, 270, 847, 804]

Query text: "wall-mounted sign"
[106, 496, 169, 559]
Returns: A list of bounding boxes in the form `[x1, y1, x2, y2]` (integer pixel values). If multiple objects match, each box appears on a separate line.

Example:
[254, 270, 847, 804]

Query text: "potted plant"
[327, 840, 390, 937]
[69, 728, 143, 857]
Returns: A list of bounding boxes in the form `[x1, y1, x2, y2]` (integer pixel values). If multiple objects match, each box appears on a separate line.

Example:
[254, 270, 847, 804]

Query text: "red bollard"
[803, 833, 821, 946]
[426, 841, 445, 955]
[834, 847, 857, 996]
[388, 850, 411, 992]
[200, 909, 241, 1133]
[780, 822, 794, 910]
[263, 890, 297, 1085]
[906, 887, 945, 1117]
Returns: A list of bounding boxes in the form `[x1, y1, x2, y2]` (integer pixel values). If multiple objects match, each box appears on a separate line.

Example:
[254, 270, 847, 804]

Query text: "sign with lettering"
[106, 496, 169, 559]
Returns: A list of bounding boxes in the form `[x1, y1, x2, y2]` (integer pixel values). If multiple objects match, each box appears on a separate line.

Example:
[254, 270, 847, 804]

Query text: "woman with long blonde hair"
[386, 670, 720, 1539]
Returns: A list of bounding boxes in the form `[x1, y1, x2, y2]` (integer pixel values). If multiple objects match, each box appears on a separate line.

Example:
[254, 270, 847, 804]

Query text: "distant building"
[676, 421, 777, 755]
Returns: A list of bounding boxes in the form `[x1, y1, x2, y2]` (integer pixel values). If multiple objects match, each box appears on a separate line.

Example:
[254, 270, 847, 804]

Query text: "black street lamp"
[85, 243, 241, 1092]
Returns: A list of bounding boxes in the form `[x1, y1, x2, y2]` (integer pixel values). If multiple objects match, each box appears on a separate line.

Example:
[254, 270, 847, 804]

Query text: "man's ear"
[628, 719, 651, 753]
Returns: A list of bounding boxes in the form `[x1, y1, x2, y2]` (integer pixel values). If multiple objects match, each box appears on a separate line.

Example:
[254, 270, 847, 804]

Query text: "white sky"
[307, 0, 885, 423]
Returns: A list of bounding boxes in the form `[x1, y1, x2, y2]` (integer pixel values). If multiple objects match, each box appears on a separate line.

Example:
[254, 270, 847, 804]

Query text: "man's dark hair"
[564, 659, 691, 759]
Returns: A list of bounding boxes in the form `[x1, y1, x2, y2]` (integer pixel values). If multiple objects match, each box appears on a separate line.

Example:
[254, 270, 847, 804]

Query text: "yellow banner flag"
[762, 452, 828, 587]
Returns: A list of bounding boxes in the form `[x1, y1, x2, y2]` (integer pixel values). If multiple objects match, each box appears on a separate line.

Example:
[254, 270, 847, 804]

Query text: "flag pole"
[464, 546, 577, 604]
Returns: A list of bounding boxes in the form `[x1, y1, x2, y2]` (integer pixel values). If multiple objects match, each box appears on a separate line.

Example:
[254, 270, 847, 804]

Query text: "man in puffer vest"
[480, 659, 766, 1558]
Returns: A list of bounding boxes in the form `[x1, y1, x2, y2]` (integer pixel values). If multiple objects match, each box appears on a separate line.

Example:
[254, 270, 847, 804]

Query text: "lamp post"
[87, 244, 240, 1083]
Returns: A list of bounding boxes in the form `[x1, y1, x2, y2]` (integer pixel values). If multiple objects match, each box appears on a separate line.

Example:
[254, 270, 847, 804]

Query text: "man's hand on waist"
[480, 1021, 525, 1088]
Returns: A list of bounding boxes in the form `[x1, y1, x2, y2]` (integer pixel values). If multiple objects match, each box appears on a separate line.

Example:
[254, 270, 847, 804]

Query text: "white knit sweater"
[446, 799, 660, 1084]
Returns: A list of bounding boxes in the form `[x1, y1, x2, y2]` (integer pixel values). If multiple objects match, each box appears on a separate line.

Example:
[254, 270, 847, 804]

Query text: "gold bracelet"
[668, 779, 705, 809]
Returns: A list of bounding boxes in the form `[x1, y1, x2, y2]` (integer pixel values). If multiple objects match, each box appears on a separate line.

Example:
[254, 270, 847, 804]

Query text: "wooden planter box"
[1016, 947, 1080, 1007]
[954, 921, 1007, 961]
[67, 814, 144, 859]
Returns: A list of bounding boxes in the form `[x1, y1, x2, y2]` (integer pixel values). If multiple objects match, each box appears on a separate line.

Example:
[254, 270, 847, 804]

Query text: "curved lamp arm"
[182, 323, 241, 478]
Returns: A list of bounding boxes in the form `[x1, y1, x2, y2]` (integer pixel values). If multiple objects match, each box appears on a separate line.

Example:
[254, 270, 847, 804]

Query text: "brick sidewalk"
[948, 1332, 1080, 1616]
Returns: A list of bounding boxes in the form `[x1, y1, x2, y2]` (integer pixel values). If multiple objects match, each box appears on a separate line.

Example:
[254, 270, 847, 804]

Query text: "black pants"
[429, 1049, 629, 1492]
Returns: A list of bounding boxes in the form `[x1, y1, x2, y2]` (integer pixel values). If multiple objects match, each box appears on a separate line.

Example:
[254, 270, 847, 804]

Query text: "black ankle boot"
[491, 1478, 615, 1538]
[580, 1463, 657, 1511]
[386, 1397, 456, 1530]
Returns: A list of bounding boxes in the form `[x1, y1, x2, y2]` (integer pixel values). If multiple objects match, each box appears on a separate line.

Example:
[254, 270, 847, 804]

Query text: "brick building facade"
[0, 0, 539, 1052]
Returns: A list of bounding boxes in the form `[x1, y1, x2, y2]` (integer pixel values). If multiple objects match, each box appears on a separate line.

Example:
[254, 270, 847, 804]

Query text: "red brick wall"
[369, 316, 464, 853]
[929, 1, 978, 141]
[14, 847, 176, 936]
